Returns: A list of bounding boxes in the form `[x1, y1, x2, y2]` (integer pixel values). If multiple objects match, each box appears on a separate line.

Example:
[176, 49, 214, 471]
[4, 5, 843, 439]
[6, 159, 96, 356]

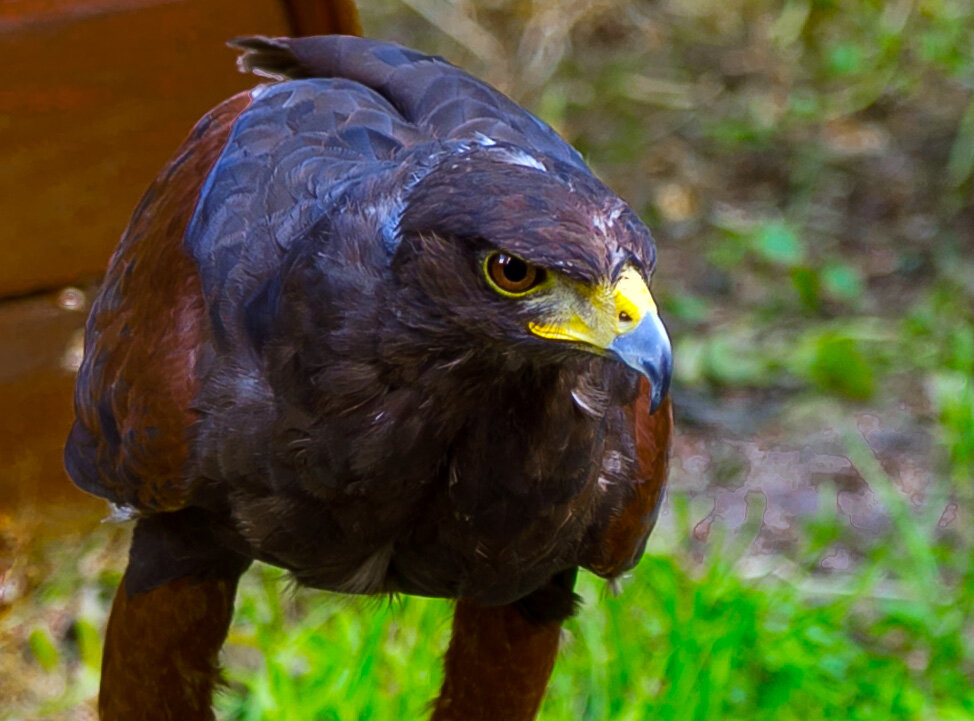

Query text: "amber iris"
[486, 253, 543, 295]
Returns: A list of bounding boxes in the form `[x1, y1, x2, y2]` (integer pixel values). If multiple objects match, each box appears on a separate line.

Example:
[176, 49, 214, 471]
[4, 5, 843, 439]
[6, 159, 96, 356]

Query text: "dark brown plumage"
[65, 22, 673, 721]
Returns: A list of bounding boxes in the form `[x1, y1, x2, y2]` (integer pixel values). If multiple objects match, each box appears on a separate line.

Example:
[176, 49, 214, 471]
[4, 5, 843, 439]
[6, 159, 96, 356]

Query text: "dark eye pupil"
[486, 252, 541, 294]
[502, 257, 528, 282]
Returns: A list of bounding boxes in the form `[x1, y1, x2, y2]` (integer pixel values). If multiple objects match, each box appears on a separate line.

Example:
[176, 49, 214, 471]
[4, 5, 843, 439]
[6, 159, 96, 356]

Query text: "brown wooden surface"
[0, 286, 103, 591]
[282, 0, 362, 37]
[0, 0, 292, 299]
[0, 0, 366, 544]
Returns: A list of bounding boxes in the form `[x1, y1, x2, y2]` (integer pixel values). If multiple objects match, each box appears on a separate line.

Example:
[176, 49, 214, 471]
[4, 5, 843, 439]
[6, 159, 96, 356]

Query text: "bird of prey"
[65, 32, 673, 721]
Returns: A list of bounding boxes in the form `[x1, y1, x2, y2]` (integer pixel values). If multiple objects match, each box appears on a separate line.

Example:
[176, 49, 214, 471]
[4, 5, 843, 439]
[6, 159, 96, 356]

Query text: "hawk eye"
[484, 252, 544, 296]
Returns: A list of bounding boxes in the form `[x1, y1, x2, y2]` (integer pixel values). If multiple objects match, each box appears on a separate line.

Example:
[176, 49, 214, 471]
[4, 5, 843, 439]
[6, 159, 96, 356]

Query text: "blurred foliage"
[363, 0, 974, 405]
[28, 628, 59, 672]
[2, 528, 121, 718]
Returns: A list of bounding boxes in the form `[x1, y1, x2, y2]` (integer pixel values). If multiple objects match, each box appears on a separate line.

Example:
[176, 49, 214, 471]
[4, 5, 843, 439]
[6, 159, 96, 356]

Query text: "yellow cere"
[529, 265, 657, 349]
[528, 313, 601, 344]
[612, 266, 657, 330]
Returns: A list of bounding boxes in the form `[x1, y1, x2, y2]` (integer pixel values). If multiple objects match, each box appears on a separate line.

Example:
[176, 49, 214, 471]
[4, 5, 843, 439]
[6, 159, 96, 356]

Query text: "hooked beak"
[528, 265, 674, 414]
[608, 311, 672, 413]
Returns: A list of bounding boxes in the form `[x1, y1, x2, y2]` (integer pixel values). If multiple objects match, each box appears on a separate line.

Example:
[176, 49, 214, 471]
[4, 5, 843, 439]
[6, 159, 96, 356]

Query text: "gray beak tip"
[609, 313, 673, 415]
[646, 356, 672, 414]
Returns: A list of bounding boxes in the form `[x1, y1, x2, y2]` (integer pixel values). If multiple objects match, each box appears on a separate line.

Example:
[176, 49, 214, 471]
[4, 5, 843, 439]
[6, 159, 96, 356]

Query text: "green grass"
[217, 467, 973, 720]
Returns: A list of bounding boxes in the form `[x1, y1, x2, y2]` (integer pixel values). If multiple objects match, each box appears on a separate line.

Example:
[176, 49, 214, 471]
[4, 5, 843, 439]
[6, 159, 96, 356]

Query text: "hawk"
[66, 34, 673, 721]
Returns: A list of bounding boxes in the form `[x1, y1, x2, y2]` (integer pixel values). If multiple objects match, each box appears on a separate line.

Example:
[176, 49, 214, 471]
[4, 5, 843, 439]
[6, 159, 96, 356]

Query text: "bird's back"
[66, 34, 594, 514]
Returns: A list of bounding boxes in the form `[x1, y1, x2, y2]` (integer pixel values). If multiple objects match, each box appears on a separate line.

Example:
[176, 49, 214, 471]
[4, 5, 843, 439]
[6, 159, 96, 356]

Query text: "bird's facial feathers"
[483, 256, 673, 412]
[389, 147, 672, 408]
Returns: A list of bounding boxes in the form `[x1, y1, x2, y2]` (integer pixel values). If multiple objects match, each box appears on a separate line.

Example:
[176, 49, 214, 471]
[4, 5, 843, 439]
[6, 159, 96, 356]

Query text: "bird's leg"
[99, 511, 250, 721]
[100, 575, 238, 721]
[431, 569, 579, 721]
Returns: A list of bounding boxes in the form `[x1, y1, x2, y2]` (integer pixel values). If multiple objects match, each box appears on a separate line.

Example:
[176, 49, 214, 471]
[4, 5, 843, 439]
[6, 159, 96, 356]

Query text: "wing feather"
[587, 381, 672, 577]
[64, 93, 252, 511]
[231, 35, 587, 170]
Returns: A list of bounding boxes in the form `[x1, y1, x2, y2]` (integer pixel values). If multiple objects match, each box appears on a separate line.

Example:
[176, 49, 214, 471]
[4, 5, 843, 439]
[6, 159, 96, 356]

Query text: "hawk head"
[380, 144, 672, 411]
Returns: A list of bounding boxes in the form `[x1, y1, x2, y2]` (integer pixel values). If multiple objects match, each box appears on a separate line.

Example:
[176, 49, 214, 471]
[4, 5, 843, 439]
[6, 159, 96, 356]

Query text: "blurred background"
[1, 0, 972, 718]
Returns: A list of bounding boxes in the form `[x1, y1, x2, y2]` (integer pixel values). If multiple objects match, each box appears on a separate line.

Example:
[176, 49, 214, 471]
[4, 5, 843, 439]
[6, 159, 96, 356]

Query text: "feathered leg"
[432, 569, 578, 721]
[99, 512, 250, 721]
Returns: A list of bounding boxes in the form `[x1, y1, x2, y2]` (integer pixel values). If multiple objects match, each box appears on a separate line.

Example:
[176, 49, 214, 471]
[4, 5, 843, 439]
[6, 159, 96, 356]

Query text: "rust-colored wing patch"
[64, 92, 251, 512]
[588, 379, 673, 577]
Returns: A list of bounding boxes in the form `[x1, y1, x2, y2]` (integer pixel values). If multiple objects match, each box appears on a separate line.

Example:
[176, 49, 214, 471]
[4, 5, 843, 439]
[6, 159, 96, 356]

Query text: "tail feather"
[230, 37, 306, 80]
[233, 0, 362, 80]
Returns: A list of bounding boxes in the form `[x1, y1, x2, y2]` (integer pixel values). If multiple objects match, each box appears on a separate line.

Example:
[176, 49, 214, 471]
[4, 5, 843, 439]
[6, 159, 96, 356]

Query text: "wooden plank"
[282, 0, 362, 36]
[0, 286, 102, 533]
[0, 0, 292, 298]
[0, 0, 365, 529]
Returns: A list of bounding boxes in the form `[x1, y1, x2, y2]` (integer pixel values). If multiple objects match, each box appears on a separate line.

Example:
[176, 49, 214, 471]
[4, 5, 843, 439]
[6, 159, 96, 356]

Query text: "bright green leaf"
[28, 627, 59, 671]
[753, 223, 806, 266]
[822, 263, 864, 302]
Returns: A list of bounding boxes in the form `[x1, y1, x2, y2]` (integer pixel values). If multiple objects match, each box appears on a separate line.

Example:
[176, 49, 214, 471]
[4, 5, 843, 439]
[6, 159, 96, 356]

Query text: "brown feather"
[67, 92, 251, 511]
[589, 382, 673, 577]
[100, 574, 239, 721]
[432, 599, 562, 721]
